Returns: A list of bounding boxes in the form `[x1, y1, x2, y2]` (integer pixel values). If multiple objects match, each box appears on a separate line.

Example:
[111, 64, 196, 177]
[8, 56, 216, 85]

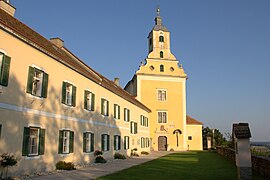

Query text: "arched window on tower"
[159, 35, 164, 42]
[160, 51, 164, 58]
[160, 65, 164, 72]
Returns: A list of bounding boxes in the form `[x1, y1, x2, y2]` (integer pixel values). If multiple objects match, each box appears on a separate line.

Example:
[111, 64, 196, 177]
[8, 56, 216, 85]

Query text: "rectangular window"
[114, 135, 121, 150]
[145, 117, 148, 127]
[140, 115, 149, 127]
[188, 136, 192, 140]
[124, 136, 129, 150]
[141, 137, 145, 148]
[83, 132, 94, 153]
[146, 137, 150, 147]
[130, 121, 138, 134]
[84, 90, 95, 111]
[114, 104, 120, 119]
[58, 130, 74, 154]
[101, 134, 110, 151]
[158, 111, 167, 123]
[124, 108, 130, 122]
[101, 98, 109, 116]
[62, 82, 76, 107]
[26, 66, 49, 98]
[0, 124, 2, 138]
[22, 127, 45, 156]
[0, 52, 11, 87]
[157, 90, 166, 101]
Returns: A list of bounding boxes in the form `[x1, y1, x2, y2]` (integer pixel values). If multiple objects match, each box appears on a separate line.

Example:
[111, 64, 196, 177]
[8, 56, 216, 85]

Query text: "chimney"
[114, 77, 120, 86]
[50, 37, 64, 48]
[0, 0, 16, 16]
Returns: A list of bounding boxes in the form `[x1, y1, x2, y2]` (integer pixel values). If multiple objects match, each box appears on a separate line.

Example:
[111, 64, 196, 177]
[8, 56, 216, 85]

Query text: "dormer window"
[160, 51, 164, 58]
[159, 36, 164, 42]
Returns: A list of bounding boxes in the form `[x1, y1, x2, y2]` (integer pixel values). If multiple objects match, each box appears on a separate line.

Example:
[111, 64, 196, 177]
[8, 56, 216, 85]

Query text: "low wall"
[216, 147, 270, 179]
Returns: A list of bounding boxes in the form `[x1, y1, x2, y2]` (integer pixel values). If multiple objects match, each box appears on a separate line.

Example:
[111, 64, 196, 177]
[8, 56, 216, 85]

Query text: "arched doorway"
[158, 136, 167, 151]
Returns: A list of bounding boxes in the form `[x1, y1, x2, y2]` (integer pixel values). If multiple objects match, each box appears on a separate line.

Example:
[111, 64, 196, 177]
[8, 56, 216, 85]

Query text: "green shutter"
[58, 130, 63, 154]
[118, 136, 121, 150]
[128, 137, 129, 149]
[114, 135, 116, 150]
[91, 93, 95, 111]
[118, 106, 120, 119]
[84, 90, 88, 110]
[135, 123, 138, 134]
[41, 73, 49, 98]
[114, 104, 116, 119]
[0, 55, 11, 86]
[128, 110, 130, 122]
[141, 138, 143, 148]
[101, 134, 105, 151]
[90, 133, 94, 152]
[26, 67, 34, 93]
[140, 115, 143, 126]
[107, 100, 109, 116]
[107, 135, 110, 151]
[130, 122, 133, 134]
[101, 99, 104, 115]
[72, 86, 76, 107]
[83, 132, 86, 152]
[39, 128, 45, 155]
[62, 82, 66, 104]
[22, 127, 30, 156]
[69, 131, 74, 153]
[124, 108, 126, 121]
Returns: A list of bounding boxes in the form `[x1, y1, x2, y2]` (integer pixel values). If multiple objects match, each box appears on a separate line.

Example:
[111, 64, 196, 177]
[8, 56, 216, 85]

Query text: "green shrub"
[0, 153, 18, 179]
[95, 156, 107, 163]
[56, 161, 76, 170]
[94, 150, 103, 156]
[141, 151, 149, 155]
[114, 153, 126, 159]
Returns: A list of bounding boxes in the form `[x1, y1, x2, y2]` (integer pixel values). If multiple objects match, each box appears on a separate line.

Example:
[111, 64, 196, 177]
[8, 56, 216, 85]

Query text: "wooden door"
[158, 136, 167, 151]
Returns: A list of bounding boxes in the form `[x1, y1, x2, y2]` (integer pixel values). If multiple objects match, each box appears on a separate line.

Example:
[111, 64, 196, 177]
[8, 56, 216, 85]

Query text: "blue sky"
[12, 0, 270, 141]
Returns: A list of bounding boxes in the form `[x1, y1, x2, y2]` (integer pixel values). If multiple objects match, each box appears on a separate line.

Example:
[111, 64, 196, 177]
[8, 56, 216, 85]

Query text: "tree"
[202, 127, 226, 149]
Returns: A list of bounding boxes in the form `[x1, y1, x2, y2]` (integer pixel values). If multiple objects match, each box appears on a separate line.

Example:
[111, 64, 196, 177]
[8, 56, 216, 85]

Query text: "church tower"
[125, 8, 202, 151]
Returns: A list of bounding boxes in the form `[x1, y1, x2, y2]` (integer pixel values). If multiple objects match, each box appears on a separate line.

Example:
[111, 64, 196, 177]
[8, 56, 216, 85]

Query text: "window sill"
[60, 153, 70, 157]
[27, 93, 44, 100]
[25, 155, 40, 160]
[83, 152, 94, 154]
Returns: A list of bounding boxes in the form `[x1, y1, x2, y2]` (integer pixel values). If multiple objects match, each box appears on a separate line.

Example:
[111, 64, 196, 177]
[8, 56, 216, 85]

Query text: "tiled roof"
[0, 9, 151, 112]
[233, 123, 252, 139]
[186, 115, 203, 125]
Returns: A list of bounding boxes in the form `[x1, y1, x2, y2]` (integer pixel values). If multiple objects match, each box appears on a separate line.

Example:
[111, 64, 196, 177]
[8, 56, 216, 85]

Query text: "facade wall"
[186, 125, 203, 150]
[0, 27, 150, 175]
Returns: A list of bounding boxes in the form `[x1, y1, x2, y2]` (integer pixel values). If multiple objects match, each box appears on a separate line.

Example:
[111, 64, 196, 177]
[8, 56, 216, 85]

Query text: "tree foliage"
[202, 127, 226, 149]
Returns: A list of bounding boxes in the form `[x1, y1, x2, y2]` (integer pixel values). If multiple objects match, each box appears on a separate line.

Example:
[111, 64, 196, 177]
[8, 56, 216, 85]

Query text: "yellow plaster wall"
[0, 28, 149, 175]
[186, 125, 203, 150]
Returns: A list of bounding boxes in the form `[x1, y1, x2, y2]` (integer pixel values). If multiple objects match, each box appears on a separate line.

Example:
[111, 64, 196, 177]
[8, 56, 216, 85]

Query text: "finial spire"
[157, 6, 160, 16]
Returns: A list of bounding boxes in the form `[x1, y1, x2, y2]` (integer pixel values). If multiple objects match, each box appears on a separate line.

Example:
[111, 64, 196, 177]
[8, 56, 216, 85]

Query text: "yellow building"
[125, 8, 203, 151]
[0, 1, 150, 176]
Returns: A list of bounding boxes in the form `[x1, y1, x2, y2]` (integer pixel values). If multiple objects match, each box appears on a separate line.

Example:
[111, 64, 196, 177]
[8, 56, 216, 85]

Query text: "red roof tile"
[186, 115, 203, 125]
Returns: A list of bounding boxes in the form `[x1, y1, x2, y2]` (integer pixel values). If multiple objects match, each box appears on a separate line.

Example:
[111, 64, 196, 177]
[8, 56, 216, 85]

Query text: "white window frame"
[158, 111, 167, 123]
[28, 127, 40, 156]
[124, 108, 130, 122]
[101, 98, 109, 116]
[124, 136, 129, 150]
[86, 91, 93, 110]
[157, 89, 167, 102]
[63, 131, 70, 154]
[114, 135, 121, 150]
[65, 83, 73, 106]
[114, 104, 120, 119]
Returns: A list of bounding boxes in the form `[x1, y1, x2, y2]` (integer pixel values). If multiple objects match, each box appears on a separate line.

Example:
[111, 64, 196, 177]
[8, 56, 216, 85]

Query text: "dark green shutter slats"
[91, 93, 95, 111]
[114, 104, 117, 119]
[107, 100, 109, 116]
[22, 127, 30, 156]
[26, 66, 34, 93]
[101, 99, 104, 115]
[101, 134, 105, 151]
[0, 55, 11, 86]
[135, 123, 138, 134]
[118, 136, 121, 150]
[39, 128, 45, 155]
[128, 110, 130, 122]
[58, 130, 63, 154]
[41, 73, 49, 98]
[69, 131, 74, 153]
[84, 90, 88, 110]
[124, 109, 126, 121]
[130, 122, 132, 133]
[62, 82, 66, 104]
[114, 135, 116, 150]
[107, 135, 110, 151]
[90, 133, 94, 152]
[118, 105, 120, 119]
[72, 86, 76, 107]
[83, 132, 86, 152]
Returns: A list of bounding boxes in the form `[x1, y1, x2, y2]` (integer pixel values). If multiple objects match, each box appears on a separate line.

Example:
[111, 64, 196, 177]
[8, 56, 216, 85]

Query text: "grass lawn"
[97, 151, 262, 180]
